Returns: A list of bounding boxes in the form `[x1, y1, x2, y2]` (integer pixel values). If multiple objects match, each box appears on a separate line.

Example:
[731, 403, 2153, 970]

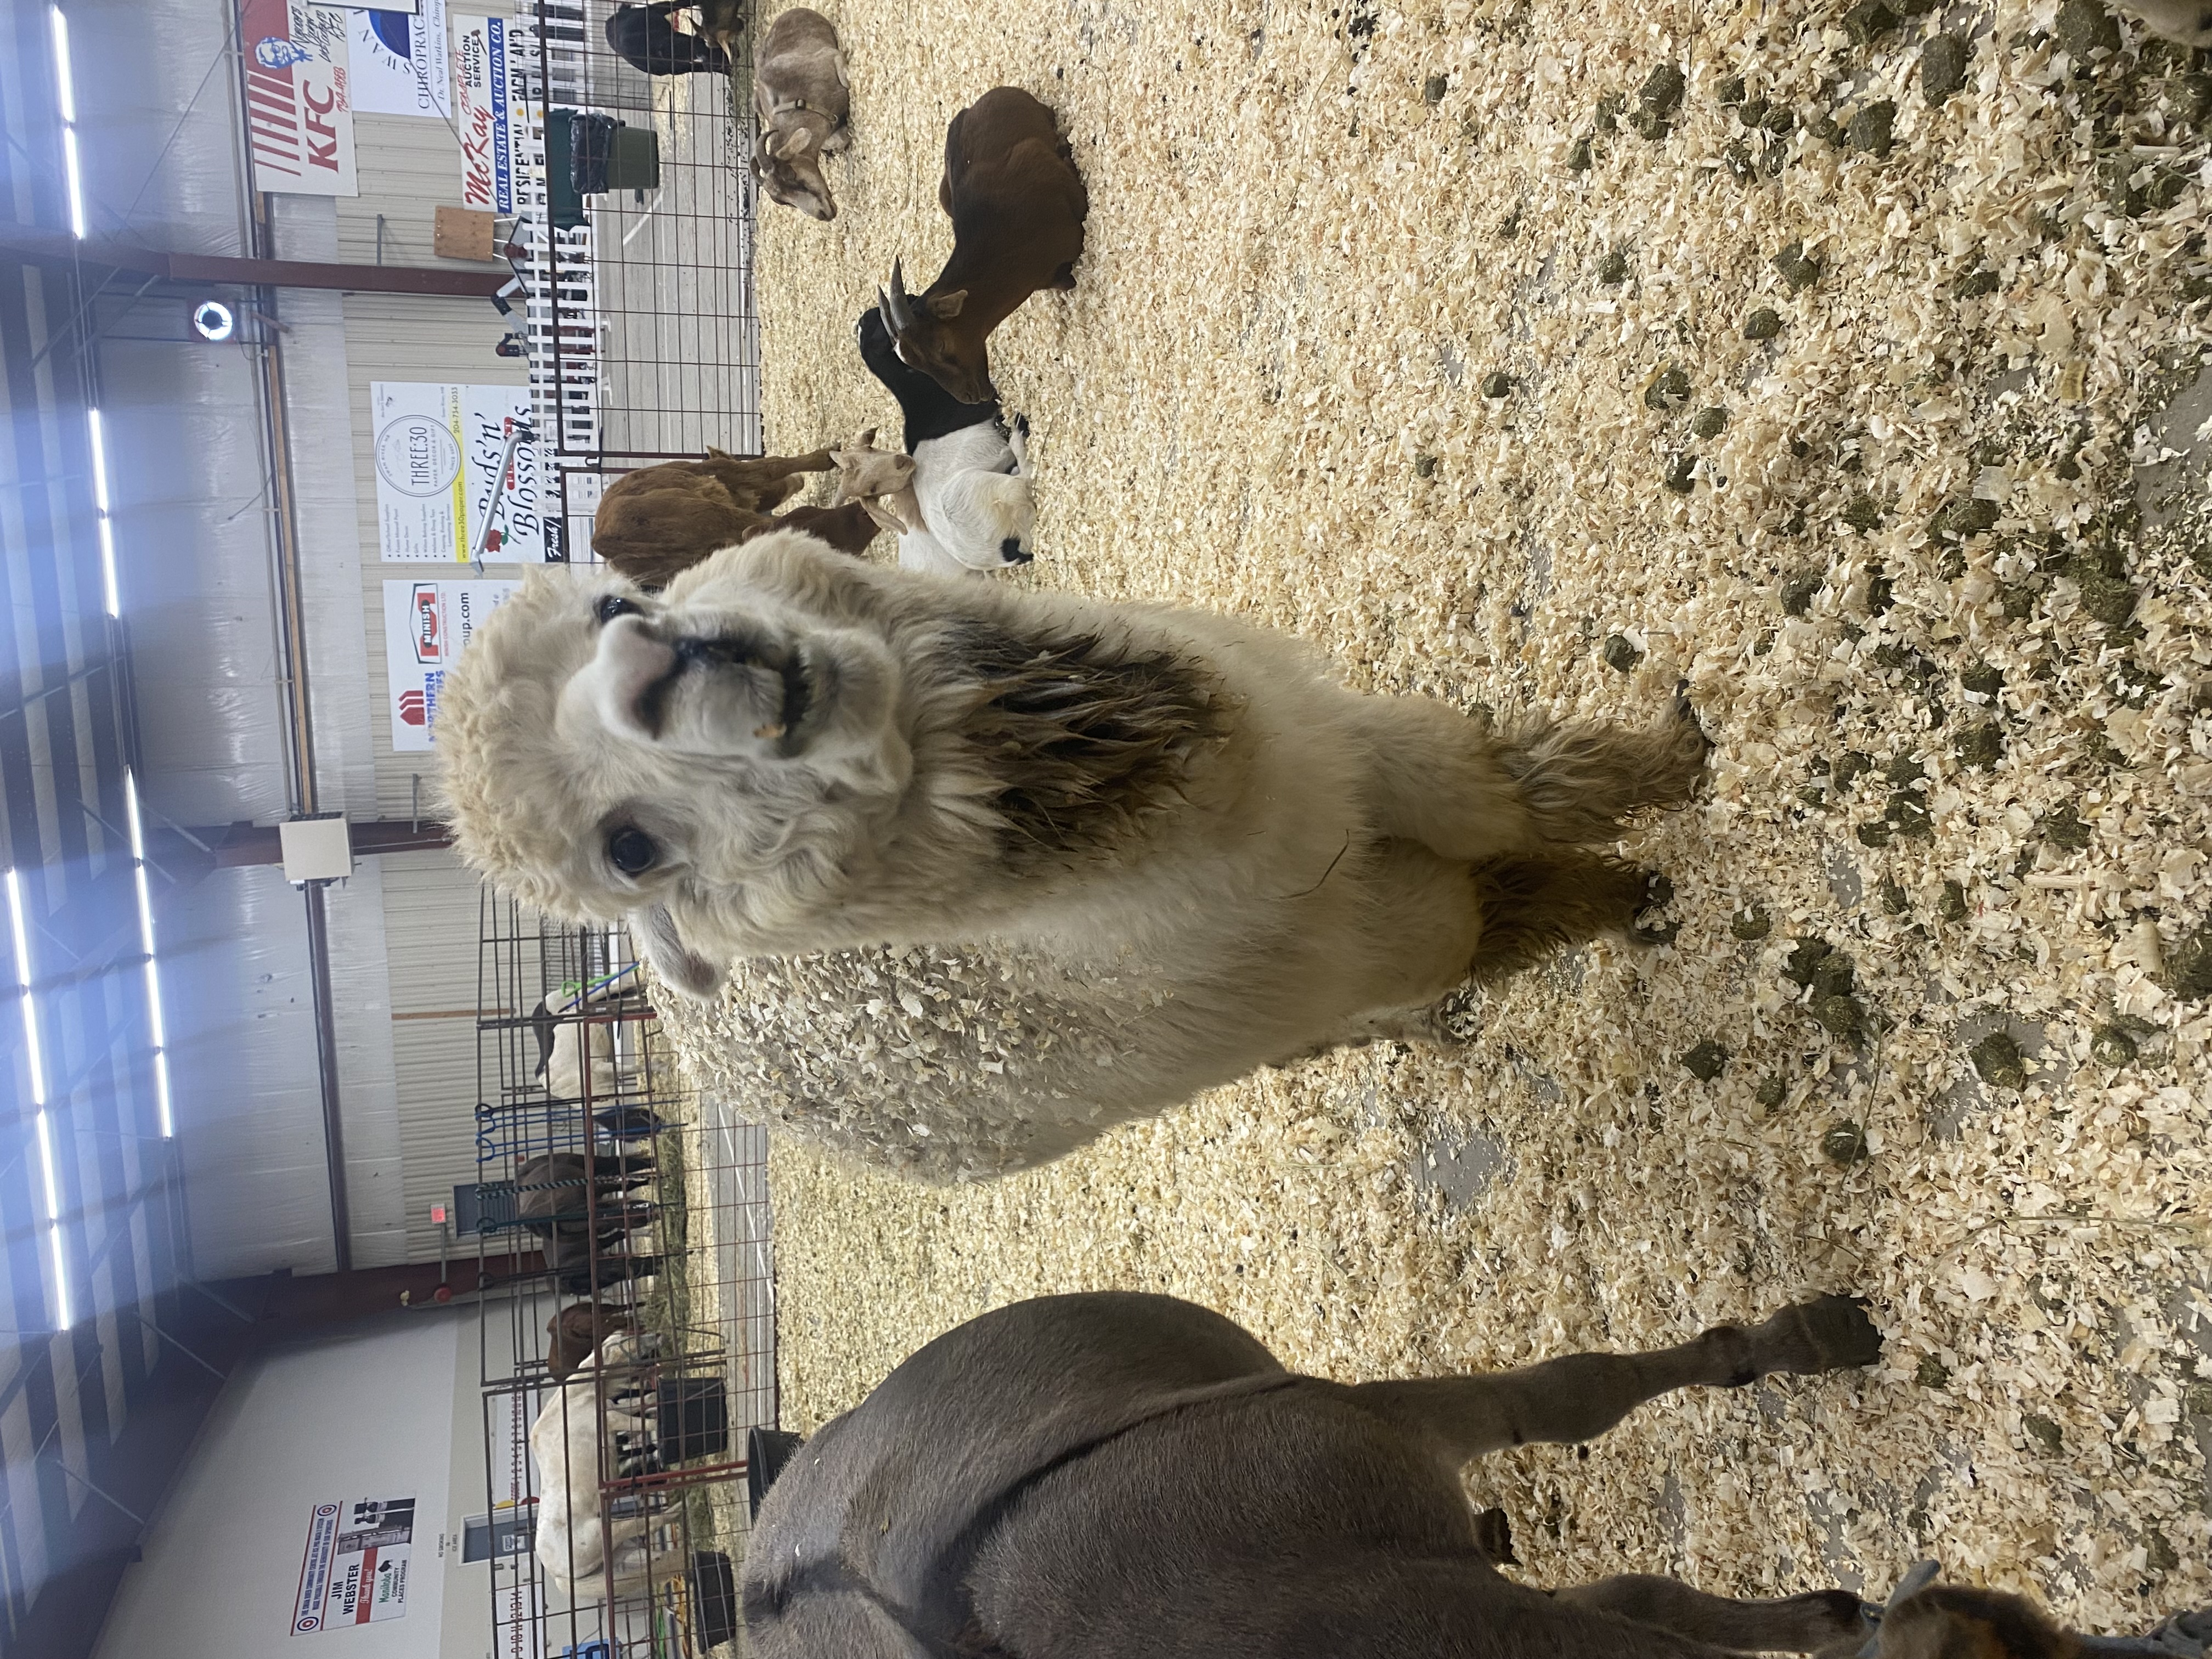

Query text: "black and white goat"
[853, 305, 1035, 577]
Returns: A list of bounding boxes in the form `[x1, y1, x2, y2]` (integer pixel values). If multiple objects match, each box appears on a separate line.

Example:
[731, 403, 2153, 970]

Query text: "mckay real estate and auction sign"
[370, 381, 547, 563]
[382, 578, 520, 752]
[292, 1495, 414, 1634]
[455, 13, 526, 213]
[243, 0, 358, 196]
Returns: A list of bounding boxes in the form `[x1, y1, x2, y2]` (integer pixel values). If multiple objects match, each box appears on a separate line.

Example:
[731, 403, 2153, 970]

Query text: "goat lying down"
[743, 1291, 2212, 1659]
[849, 303, 1034, 575]
[435, 531, 1707, 1177]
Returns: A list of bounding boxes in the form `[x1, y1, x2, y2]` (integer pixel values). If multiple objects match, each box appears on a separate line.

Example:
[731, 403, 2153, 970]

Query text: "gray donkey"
[742, 1292, 2212, 1659]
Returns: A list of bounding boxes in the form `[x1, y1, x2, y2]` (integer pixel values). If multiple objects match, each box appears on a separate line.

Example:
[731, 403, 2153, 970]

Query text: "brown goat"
[879, 87, 1087, 405]
[590, 448, 844, 588]
[544, 1301, 634, 1382]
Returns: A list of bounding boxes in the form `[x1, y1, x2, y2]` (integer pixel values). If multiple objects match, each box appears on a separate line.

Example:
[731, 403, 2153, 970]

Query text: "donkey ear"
[924, 289, 967, 320]
[631, 906, 725, 1001]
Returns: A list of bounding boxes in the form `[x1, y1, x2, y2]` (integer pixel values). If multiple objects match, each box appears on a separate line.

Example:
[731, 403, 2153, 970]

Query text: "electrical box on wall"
[279, 818, 352, 885]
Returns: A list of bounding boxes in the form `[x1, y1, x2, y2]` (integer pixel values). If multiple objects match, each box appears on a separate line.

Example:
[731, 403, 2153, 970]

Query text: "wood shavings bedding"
[664, 0, 2212, 1630]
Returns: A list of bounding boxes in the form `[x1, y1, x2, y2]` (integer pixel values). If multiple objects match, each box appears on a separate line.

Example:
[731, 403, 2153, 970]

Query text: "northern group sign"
[291, 1495, 414, 1634]
[243, 0, 358, 196]
[382, 578, 521, 752]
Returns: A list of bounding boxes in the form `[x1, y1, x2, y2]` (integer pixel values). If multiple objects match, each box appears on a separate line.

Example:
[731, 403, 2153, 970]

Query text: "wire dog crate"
[469, 895, 777, 1658]
[499, 0, 768, 567]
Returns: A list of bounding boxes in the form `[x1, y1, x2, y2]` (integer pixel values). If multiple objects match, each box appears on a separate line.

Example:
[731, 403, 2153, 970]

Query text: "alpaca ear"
[632, 906, 725, 1001]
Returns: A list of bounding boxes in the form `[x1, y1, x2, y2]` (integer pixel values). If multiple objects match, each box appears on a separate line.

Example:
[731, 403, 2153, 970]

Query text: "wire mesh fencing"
[503, 0, 766, 568]
[469, 894, 776, 1657]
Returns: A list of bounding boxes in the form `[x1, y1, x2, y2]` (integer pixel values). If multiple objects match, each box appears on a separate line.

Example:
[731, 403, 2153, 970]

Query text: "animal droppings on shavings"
[1878, 877, 1909, 915]
[1690, 407, 1728, 441]
[1480, 372, 1514, 399]
[2039, 804, 2093, 851]
[2054, 0, 2121, 63]
[1681, 1040, 1729, 1081]
[1423, 74, 1448, 105]
[1645, 366, 1691, 412]
[1717, 74, 1747, 108]
[1841, 0, 1900, 48]
[1846, 100, 1898, 159]
[1744, 307, 1783, 341]
[728, 0, 2212, 1628]
[1771, 241, 1821, 291]
[1601, 633, 1645, 674]
[1970, 1030, 2028, 1090]
[1729, 905, 1772, 941]
[2089, 1024, 2139, 1066]
[1414, 452, 1439, 478]
[1596, 249, 1629, 285]
[1660, 455, 1697, 494]
[1820, 1121, 1870, 1164]
[2169, 926, 2212, 1001]
[1842, 495, 1884, 532]
[1955, 724, 2005, 769]
[1916, 1355, 1951, 1389]
[2024, 1413, 2067, 1455]
[1919, 34, 1970, 105]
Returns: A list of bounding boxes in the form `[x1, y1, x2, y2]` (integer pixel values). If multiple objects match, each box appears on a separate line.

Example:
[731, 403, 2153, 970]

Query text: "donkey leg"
[1344, 1296, 1881, 1466]
[1553, 1577, 1869, 1656]
[1356, 692, 1709, 864]
[1466, 852, 1654, 985]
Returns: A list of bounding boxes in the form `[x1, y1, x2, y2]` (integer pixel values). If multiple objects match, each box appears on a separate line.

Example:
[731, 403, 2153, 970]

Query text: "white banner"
[455, 14, 525, 213]
[370, 381, 548, 563]
[382, 578, 522, 752]
[244, 0, 358, 196]
[291, 1495, 414, 1634]
[348, 0, 448, 118]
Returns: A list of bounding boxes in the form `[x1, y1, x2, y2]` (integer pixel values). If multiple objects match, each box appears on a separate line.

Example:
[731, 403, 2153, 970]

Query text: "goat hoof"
[1773, 1294, 1884, 1373]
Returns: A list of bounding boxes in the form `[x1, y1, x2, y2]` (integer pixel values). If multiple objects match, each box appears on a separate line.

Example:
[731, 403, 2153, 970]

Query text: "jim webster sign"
[382, 578, 520, 752]
[291, 1495, 415, 1634]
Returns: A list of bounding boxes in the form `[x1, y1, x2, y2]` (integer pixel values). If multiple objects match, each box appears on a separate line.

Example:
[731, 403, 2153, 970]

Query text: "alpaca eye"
[595, 594, 640, 625]
[606, 827, 657, 875]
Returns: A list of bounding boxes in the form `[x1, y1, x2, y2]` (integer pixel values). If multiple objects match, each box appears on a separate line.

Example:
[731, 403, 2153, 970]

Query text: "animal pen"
[510, 0, 766, 567]
[461, 8, 777, 1654]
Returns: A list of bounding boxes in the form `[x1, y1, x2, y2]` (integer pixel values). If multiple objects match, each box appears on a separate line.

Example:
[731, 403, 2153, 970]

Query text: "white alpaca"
[435, 533, 1707, 1176]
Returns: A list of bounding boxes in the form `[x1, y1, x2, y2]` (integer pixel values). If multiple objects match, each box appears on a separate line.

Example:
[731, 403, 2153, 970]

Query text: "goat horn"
[882, 258, 917, 331]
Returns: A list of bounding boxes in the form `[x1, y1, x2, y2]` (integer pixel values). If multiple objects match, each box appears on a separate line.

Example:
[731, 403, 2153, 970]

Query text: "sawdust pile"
[667, 0, 2212, 1629]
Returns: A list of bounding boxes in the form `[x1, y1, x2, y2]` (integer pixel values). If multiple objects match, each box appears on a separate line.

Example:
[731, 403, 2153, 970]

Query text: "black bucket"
[654, 1376, 729, 1463]
[746, 1427, 804, 1520]
[688, 1550, 738, 1649]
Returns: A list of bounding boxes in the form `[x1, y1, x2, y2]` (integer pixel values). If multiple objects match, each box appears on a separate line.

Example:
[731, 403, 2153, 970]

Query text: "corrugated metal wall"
[317, 3, 525, 1265]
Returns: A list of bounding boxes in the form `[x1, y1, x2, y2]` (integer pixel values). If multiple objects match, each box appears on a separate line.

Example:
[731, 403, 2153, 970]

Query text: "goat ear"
[631, 906, 724, 1001]
[762, 129, 789, 159]
[926, 289, 967, 320]
[784, 127, 815, 156]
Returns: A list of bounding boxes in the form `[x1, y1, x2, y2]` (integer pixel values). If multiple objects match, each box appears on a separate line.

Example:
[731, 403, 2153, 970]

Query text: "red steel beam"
[0, 225, 506, 297]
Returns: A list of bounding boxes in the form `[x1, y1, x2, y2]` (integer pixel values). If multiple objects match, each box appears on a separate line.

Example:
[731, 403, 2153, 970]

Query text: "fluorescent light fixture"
[8, 867, 70, 1328]
[87, 408, 116, 616]
[122, 773, 174, 1137]
[50, 9, 85, 240]
[5, 869, 47, 1107]
[49, 8, 74, 122]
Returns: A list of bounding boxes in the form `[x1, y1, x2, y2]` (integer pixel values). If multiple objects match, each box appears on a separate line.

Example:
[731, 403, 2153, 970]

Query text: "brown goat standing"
[543, 1301, 634, 1382]
[591, 448, 884, 588]
[879, 86, 1087, 405]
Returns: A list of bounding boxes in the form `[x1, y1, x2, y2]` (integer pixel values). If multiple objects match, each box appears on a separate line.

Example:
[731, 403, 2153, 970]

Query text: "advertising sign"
[244, 0, 358, 197]
[370, 380, 546, 563]
[348, 0, 449, 119]
[291, 1495, 414, 1634]
[455, 14, 524, 213]
[382, 578, 521, 752]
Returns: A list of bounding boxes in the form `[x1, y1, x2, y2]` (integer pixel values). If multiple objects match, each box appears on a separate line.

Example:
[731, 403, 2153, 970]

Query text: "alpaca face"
[436, 543, 914, 932]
